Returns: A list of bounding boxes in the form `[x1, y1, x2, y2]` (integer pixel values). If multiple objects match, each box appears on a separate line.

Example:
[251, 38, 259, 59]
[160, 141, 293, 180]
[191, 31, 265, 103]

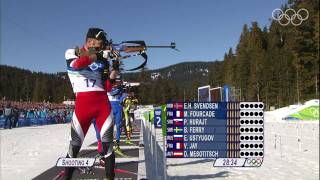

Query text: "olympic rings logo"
[272, 8, 309, 26]
[246, 158, 263, 167]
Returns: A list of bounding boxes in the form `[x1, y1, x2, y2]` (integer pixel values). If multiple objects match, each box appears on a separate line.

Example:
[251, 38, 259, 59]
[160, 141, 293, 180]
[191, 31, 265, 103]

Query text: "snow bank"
[265, 99, 319, 122]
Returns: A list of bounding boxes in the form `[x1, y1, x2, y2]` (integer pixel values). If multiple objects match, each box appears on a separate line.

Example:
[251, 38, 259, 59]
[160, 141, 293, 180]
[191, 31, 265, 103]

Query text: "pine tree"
[137, 66, 151, 104]
[32, 76, 41, 102]
[290, 0, 319, 101]
[235, 24, 250, 101]
[223, 48, 235, 86]
[246, 22, 266, 101]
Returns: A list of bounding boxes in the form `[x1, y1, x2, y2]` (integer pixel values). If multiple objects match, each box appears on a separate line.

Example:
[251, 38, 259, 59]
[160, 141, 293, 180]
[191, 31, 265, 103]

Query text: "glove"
[109, 51, 120, 60]
[74, 47, 97, 57]
[102, 67, 110, 81]
[74, 46, 80, 56]
[112, 60, 120, 71]
[96, 50, 110, 60]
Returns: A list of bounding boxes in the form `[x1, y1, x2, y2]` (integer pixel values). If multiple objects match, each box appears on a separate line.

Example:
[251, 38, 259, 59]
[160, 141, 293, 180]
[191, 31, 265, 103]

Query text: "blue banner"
[154, 108, 162, 128]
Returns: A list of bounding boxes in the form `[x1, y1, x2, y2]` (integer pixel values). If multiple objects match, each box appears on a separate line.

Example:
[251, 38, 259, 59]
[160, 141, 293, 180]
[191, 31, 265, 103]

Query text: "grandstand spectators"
[3, 103, 13, 129]
[0, 100, 74, 129]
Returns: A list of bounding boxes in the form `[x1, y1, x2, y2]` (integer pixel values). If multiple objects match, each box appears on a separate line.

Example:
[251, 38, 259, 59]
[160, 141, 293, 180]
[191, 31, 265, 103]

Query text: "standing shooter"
[123, 92, 138, 144]
[63, 27, 119, 180]
[107, 75, 128, 156]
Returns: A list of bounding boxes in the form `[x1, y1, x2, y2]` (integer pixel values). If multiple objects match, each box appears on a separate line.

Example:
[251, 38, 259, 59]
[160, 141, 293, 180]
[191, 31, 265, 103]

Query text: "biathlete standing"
[63, 27, 119, 180]
[107, 75, 128, 156]
[123, 92, 138, 144]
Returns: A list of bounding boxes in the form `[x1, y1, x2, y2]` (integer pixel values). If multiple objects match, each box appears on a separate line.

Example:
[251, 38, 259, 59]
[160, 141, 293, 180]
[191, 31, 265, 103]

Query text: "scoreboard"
[166, 102, 264, 167]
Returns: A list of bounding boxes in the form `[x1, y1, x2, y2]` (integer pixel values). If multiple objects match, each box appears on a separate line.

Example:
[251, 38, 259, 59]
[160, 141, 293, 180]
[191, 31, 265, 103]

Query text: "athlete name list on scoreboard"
[184, 103, 219, 109]
[166, 102, 228, 158]
[169, 103, 219, 117]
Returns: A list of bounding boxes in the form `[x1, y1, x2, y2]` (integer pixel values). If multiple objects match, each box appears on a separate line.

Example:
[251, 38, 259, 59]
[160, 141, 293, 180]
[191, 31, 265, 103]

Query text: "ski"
[52, 170, 65, 180]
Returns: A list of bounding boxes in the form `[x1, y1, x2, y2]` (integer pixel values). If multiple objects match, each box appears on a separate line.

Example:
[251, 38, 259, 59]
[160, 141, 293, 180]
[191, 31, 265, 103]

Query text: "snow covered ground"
[0, 107, 319, 180]
[0, 124, 97, 180]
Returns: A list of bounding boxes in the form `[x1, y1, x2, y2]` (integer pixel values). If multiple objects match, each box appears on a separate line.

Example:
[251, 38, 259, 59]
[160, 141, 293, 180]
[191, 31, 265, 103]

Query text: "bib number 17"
[84, 79, 96, 87]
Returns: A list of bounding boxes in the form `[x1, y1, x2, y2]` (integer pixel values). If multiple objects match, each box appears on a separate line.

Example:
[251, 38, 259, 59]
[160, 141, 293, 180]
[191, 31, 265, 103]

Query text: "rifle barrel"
[146, 45, 175, 48]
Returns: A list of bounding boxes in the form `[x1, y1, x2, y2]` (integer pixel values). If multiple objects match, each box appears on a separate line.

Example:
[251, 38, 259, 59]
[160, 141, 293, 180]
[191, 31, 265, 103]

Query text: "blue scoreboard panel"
[166, 102, 264, 167]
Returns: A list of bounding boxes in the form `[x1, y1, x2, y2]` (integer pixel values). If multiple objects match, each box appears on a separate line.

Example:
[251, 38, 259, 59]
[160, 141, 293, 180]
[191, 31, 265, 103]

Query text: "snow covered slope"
[265, 99, 319, 122]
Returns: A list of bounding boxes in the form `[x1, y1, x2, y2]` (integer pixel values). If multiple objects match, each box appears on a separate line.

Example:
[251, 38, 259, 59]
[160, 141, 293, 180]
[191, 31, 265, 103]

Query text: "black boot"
[104, 152, 115, 180]
[63, 144, 81, 180]
[63, 154, 75, 180]
[63, 167, 75, 180]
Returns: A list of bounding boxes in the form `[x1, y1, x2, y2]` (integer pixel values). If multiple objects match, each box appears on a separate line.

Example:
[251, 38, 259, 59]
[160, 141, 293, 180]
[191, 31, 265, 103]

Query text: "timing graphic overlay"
[166, 102, 264, 167]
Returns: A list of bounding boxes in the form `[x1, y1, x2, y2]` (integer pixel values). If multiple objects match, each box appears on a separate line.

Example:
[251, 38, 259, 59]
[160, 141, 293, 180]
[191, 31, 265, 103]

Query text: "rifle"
[76, 41, 178, 71]
[107, 41, 179, 71]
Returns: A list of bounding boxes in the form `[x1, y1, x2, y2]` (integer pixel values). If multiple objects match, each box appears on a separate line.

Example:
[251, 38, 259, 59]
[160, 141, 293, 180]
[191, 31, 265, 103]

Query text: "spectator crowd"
[0, 100, 74, 129]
